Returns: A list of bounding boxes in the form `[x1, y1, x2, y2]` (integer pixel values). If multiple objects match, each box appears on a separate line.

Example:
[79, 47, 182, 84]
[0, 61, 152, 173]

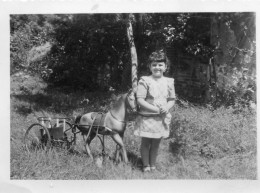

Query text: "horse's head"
[126, 89, 138, 114]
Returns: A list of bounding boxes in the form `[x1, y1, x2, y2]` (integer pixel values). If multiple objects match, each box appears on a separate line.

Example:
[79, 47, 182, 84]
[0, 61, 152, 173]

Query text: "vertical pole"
[48, 117, 51, 129]
[56, 119, 59, 127]
[41, 118, 45, 135]
[126, 14, 138, 93]
[40, 118, 44, 126]
[63, 119, 65, 132]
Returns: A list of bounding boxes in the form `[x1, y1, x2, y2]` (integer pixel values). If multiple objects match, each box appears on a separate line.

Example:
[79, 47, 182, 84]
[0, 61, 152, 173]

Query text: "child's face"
[149, 61, 166, 78]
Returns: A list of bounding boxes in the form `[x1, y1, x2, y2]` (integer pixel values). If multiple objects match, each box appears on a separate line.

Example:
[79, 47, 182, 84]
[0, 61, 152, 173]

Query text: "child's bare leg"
[141, 137, 151, 167]
[149, 138, 161, 168]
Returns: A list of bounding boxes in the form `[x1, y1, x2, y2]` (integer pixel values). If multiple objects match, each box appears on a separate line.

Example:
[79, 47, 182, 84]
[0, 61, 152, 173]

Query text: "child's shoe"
[143, 166, 150, 172]
[150, 166, 156, 171]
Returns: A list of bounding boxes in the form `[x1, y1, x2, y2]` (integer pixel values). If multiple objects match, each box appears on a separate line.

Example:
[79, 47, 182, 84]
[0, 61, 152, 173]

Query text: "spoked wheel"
[24, 123, 51, 151]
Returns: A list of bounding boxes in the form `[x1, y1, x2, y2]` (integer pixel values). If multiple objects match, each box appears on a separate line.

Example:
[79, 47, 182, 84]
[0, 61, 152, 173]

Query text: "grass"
[10, 74, 257, 180]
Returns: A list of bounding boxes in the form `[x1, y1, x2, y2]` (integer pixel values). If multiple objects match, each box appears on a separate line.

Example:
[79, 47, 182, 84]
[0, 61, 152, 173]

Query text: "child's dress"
[134, 76, 176, 138]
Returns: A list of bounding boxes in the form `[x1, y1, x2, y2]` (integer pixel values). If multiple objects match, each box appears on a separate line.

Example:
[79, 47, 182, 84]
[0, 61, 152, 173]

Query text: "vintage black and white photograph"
[1, 0, 259, 192]
[9, 11, 256, 180]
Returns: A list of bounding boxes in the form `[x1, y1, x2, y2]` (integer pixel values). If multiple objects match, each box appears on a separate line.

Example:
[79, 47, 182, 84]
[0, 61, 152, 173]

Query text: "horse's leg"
[83, 133, 95, 160]
[111, 133, 128, 163]
[115, 144, 121, 162]
[115, 144, 124, 163]
[114, 134, 125, 162]
[118, 134, 125, 162]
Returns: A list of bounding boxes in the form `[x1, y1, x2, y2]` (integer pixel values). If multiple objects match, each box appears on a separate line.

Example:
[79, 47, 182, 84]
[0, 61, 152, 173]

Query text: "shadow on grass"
[11, 86, 114, 116]
[12, 93, 52, 115]
[127, 151, 142, 170]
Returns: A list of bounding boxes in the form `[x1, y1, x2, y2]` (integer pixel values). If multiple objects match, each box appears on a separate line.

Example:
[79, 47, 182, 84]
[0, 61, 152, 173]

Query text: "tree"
[210, 12, 256, 107]
[47, 14, 131, 90]
[10, 13, 256, 107]
[126, 14, 138, 93]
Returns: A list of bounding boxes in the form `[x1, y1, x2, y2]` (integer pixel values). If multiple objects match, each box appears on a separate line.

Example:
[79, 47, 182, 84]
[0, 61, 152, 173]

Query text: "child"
[134, 49, 176, 172]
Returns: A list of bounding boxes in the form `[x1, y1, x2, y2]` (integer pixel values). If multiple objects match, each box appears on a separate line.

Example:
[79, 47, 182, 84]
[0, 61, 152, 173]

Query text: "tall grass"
[10, 74, 257, 179]
[168, 100, 257, 179]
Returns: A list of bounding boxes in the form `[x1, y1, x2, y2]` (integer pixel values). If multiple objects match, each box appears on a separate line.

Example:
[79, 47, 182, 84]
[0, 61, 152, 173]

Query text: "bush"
[212, 66, 256, 108]
[11, 73, 47, 95]
[10, 15, 54, 76]
[169, 99, 256, 160]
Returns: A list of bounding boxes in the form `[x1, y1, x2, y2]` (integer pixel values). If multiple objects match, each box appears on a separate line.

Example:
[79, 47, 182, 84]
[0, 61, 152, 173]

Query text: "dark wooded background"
[10, 13, 256, 107]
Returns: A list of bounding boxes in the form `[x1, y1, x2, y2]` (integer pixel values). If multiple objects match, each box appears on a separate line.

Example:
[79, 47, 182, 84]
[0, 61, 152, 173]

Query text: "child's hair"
[148, 49, 166, 63]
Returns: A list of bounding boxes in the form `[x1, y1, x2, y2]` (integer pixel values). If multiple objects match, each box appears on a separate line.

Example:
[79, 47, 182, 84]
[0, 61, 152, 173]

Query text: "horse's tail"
[75, 115, 82, 124]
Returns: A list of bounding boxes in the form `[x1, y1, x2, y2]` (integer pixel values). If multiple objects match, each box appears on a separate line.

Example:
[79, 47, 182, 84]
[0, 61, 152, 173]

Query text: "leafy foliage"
[10, 15, 54, 75]
[210, 13, 256, 108]
[10, 13, 256, 105]
[214, 65, 256, 108]
[169, 99, 256, 162]
[46, 14, 131, 90]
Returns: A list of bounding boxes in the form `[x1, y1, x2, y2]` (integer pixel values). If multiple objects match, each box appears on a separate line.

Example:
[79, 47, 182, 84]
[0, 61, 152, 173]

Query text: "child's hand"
[159, 105, 168, 114]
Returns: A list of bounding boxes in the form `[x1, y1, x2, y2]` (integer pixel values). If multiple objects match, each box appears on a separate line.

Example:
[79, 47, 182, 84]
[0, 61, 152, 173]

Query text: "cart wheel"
[57, 121, 77, 149]
[24, 123, 51, 151]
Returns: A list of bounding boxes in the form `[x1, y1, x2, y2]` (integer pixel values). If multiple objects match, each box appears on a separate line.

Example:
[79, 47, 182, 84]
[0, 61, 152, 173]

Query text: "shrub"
[10, 15, 54, 76]
[11, 73, 48, 95]
[212, 66, 256, 108]
[169, 99, 256, 160]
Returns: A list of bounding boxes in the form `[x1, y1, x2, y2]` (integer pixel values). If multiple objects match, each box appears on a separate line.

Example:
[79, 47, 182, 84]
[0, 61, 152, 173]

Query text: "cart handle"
[37, 117, 72, 122]
[52, 117, 72, 121]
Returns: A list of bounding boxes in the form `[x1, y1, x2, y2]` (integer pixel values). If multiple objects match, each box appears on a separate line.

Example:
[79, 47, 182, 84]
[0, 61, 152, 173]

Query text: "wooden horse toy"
[75, 89, 137, 163]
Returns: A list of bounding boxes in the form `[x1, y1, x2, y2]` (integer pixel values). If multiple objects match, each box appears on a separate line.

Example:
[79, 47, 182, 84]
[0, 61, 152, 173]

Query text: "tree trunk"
[126, 14, 138, 93]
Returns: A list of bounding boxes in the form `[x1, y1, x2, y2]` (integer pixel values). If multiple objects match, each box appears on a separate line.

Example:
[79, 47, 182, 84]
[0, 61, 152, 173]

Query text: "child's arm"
[137, 98, 160, 113]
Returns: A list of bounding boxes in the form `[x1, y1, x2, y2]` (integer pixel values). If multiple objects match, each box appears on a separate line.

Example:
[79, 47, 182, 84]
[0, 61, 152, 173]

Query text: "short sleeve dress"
[134, 76, 176, 138]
